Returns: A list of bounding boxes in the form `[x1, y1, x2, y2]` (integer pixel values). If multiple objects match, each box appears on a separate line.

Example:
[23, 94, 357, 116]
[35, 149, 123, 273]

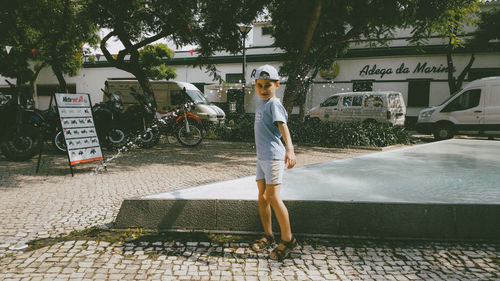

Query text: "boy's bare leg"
[257, 179, 273, 236]
[265, 184, 292, 242]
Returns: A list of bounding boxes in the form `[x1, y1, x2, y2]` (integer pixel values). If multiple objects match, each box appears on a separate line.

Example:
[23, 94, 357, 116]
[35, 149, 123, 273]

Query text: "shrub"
[212, 116, 412, 147]
[208, 115, 255, 142]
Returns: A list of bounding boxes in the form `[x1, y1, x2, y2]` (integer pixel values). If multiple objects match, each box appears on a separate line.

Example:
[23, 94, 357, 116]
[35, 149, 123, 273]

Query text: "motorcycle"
[0, 82, 41, 161]
[35, 105, 66, 153]
[92, 87, 159, 150]
[125, 88, 160, 148]
[156, 87, 203, 147]
[91, 89, 128, 150]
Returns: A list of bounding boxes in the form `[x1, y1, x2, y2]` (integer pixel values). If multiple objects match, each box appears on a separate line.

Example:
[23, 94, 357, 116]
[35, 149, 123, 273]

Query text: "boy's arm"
[277, 122, 297, 169]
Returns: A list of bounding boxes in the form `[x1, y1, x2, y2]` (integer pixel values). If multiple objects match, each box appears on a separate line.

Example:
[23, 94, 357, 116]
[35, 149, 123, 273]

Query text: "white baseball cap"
[253, 64, 280, 81]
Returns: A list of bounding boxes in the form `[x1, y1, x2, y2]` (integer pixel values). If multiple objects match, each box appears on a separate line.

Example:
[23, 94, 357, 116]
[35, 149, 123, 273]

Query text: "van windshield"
[438, 89, 462, 106]
[186, 90, 208, 104]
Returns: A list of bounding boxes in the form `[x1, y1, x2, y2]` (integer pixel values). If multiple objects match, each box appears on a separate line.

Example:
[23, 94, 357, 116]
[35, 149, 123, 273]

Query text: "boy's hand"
[277, 122, 296, 168]
[285, 149, 296, 169]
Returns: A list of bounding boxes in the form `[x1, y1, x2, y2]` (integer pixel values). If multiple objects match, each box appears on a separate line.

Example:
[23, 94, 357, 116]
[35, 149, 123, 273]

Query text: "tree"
[417, 0, 481, 95]
[90, 0, 267, 108]
[0, 0, 45, 103]
[267, 0, 481, 117]
[428, 3, 500, 95]
[34, 0, 99, 92]
[470, 7, 500, 50]
[0, 0, 99, 97]
[139, 44, 176, 81]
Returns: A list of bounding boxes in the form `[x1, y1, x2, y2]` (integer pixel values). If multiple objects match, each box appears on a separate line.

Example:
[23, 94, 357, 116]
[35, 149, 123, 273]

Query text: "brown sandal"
[252, 234, 275, 251]
[269, 236, 297, 260]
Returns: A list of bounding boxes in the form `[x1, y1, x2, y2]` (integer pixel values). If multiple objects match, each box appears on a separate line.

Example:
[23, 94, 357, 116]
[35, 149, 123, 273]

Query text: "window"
[170, 90, 185, 105]
[262, 26, 273, 36]
[343, 96, 362, 107]
[37, 84, 76, 96]
[226, 73, 243, 83]
[353, 80, 373, 92]
[321, 96, 339, 107]
[388, 94, 403, 109]
[443, 89, 481, 112]
[191, 83, 205, 93]
[364, 95, 384, 108]
[407, 80, 430, 107]
[185, 90, 208, 104]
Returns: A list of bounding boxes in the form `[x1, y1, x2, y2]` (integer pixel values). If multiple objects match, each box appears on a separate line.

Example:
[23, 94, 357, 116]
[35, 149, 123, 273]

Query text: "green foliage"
[139, 44, 177, 80]
[271, 0, 481, 74]
[414, 0, 480, 48]
[35, 0, 99, 77]
[89, 0, 267, 98]
[267, 0, 483, 114]
[471, 7, 500, 48]
[211, 117, 412, 147]
[210, 115, 255, 142]
[0, 0, 99, 92]
[289, 120, 412, 147]
[0, 1, 42, 85]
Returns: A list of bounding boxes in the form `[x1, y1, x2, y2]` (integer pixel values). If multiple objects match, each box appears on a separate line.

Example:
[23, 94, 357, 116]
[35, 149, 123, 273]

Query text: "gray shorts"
[256, 159, 284, 185]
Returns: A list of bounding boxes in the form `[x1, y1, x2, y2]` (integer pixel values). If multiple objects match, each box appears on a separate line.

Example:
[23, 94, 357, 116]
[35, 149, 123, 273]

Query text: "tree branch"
[100, 31, 117, 63]
[132, 31, 169, 50]
[456, 53, 475, 90]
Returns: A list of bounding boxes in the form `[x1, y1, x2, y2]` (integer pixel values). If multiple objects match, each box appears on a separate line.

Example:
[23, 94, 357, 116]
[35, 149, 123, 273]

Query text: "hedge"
[207, 116, 412, 148]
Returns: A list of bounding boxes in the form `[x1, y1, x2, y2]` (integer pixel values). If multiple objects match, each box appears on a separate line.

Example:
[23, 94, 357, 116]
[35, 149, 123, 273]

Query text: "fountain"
[115, 139, 500, 240]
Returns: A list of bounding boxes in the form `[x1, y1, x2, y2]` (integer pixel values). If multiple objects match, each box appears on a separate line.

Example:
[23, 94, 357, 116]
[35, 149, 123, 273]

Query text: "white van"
[416, 76, 500, 140]
[307, 91, 406, 125]
[105, 80, 225, 124]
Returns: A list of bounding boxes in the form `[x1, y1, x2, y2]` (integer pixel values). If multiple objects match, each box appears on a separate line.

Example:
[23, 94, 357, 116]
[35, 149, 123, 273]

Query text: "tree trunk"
[100, 30, 159, 109]
[282, 0, 322, 116]
[282, 67, 309, 115]
[446, 40, 457, 94]
[298, 68, 320, 123]
[134, 69, 157, 110]
[446, 39, 475, 95]
[455, 54, 475, 91]
[29, 64, 45, 108]
[15, 78, 23, 106]
[51, 63, 68, 93]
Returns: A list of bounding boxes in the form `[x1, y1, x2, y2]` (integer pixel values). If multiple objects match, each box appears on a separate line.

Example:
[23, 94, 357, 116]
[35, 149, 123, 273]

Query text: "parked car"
[306, 91, 406, 126]
[416, 76, 500, 140]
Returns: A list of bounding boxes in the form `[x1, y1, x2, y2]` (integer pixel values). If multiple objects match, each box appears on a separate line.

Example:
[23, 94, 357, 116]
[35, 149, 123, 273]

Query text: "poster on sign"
[55, 93, 103, 172]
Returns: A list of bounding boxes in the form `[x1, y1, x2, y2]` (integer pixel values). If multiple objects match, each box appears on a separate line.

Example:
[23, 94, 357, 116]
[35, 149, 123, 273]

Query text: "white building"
[2, 9, 500, 124]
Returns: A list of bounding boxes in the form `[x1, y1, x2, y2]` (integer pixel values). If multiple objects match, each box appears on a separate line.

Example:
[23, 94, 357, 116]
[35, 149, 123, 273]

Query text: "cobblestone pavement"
[0, 139, 499, 280]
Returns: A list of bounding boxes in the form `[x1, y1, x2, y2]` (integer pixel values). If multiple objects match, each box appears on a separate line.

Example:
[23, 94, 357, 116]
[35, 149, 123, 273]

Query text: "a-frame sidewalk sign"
[53, 93, 105, 176]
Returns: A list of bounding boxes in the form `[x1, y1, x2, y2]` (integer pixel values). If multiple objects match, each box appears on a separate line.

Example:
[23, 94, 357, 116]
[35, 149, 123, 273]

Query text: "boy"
[251, 64, 297, 260]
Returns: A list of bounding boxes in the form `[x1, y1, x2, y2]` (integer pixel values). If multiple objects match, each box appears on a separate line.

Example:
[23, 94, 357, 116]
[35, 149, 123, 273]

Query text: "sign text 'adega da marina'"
[359, 62, 456, 78]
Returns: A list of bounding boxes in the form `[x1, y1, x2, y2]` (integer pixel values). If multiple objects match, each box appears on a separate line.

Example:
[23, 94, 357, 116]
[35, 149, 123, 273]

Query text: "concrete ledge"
[115, 198, 500, 240]
[115, 199, 217, 230]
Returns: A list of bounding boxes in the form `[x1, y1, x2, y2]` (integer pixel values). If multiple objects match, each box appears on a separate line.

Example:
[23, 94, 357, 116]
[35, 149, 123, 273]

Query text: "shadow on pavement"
[0, 139, 257, 186]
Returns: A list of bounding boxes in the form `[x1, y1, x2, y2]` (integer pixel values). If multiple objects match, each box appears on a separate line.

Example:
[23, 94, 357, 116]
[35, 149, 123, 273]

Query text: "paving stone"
[1, 140, 499, 280]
